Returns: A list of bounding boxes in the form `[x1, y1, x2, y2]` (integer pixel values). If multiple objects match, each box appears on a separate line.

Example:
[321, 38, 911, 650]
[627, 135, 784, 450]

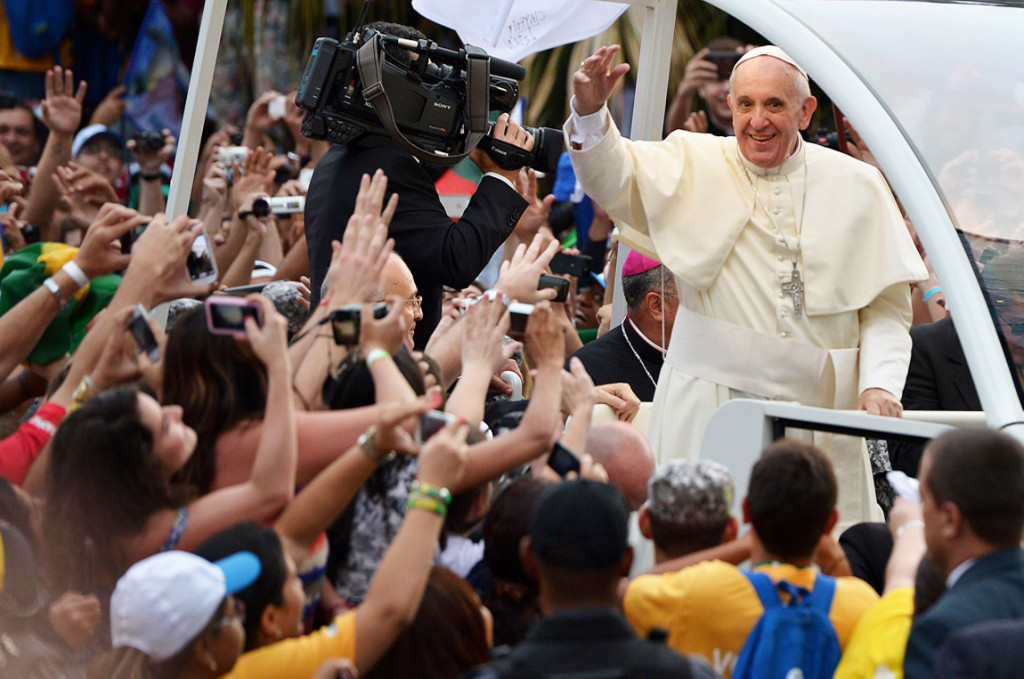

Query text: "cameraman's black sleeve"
[305, 142, 526, 347]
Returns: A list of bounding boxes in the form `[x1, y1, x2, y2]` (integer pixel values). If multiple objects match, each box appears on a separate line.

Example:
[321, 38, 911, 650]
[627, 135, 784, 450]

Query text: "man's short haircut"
[364, 21, 427, 68]
[925, 428, 1024, 546]
[622, 264, 674, 314]
[647, 459, 733, 556]
[747, 438, 837, 561]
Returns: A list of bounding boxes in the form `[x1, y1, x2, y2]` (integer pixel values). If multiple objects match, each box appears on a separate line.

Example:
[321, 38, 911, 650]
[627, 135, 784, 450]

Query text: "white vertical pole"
[165, 0, 229, 219]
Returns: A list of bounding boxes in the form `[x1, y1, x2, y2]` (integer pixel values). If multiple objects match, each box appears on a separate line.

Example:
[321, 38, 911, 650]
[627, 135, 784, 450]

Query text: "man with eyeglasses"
[378, 252, 423, 351]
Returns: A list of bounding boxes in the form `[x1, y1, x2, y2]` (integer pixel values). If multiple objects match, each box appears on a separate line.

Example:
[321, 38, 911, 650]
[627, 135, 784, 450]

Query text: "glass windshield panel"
[781, 0, 1024, 389]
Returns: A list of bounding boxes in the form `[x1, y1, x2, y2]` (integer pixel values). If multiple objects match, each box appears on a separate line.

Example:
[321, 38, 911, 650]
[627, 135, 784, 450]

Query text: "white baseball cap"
[110, 550, 260, 661]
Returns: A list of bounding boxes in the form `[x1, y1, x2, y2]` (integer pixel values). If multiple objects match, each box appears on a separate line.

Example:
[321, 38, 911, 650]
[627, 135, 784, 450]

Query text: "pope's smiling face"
[729, 56, 816, 169]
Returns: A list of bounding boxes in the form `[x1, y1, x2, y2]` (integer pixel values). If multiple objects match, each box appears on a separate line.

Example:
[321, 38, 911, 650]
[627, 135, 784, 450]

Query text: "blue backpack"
[4, 0, 75, 58]
[731, 570, 841, 679]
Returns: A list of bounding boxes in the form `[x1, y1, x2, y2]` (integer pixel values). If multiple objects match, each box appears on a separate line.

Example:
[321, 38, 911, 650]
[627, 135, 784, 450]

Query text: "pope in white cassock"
[565, 45, 927, 523]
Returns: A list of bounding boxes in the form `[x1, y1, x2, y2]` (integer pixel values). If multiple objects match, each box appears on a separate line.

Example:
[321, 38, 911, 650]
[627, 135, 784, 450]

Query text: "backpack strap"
[741, 570, 784, 609]
[808, 572, 836, 613]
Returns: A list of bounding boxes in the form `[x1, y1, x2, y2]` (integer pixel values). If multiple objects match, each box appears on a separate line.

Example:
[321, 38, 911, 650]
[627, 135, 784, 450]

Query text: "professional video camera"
[295, 5, 561, 171]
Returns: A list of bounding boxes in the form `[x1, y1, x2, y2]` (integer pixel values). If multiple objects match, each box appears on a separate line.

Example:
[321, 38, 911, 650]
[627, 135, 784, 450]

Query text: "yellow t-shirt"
[225, 611, 357, 679]
[624, 560, 879, 678]
[834, 587, 914, 679]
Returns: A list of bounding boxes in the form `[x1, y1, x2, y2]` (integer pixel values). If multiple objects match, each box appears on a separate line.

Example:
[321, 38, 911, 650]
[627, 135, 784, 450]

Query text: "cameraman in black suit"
[305, 22, 533, 348]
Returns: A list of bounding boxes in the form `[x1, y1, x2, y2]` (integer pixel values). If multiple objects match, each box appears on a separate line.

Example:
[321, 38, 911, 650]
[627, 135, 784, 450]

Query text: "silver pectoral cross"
[781, 265, 804, 317]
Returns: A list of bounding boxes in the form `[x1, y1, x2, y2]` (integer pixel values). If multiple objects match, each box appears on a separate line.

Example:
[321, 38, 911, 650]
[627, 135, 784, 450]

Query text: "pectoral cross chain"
[781, 265, 804, 317]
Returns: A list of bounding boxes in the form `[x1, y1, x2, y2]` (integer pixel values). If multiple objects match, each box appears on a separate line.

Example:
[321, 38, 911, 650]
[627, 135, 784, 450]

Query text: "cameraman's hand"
[471, 113, 534, 184]
[493, 234, 560, 303]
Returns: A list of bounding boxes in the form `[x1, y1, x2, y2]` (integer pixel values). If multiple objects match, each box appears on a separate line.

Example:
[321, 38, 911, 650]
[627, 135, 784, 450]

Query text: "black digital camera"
[295, 7, 561, 171]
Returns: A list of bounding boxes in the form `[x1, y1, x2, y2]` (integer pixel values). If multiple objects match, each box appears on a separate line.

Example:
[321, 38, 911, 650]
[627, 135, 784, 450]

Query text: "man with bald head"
[377, 252, 423, 351]
[585, 421, 656, 511]
[565, 45, 926, 521]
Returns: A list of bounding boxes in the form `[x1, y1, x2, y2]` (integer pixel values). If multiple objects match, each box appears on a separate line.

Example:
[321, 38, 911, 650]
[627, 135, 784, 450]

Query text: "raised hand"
[360, 295, 411, 356]
[243, 294, 289, 371]
[513, 168, 554, 241]
[41, 66, 86, 137]
[323, 170, 396, 307]
[573, 45, 631, 116]
[494, 235, 560, 303]
[231, 146, 275, 212]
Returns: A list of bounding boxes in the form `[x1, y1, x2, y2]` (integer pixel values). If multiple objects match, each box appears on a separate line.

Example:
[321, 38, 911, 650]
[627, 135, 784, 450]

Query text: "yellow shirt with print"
[225, 611, 356, 679]
[624, 560, 879, 678]
[834, 586, 914, 679]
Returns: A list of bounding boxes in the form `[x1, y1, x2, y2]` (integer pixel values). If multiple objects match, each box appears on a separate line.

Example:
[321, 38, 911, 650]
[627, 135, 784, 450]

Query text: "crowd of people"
[0, 11, 1021, 679]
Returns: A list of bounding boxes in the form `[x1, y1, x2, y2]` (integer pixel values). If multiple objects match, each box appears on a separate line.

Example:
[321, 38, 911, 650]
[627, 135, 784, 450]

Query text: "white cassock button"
[779, 331, 789, 338]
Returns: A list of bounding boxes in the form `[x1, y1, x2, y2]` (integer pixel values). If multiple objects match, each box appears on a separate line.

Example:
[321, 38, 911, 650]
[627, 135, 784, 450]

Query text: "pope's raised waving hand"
[572, 45, 631, 116]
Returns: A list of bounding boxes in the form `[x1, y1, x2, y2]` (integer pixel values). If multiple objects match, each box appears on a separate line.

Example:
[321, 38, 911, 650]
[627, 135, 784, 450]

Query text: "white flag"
[412, 0, 629, 63]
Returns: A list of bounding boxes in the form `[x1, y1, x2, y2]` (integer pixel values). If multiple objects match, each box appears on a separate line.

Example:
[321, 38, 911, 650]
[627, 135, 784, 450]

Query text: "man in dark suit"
[935, 618, 1024, 678]
[305, 22, 531, 348]
[903, 428, 1024, 679]
[569, 251, 678, 401]
[886, 316, 981, 476]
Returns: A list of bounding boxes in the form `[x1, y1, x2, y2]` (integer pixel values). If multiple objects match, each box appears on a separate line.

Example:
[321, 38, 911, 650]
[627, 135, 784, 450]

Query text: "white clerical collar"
[946, 558, 977, 588]
[739, 137, 805, 177]
[627, 317, 666, 354]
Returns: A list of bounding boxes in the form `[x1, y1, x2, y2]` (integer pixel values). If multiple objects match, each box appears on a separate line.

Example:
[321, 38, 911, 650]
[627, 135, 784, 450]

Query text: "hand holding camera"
[415, 415, 470, 493]
[358, 297, 408, 355]
[237, 294, 290, 372]
[121, 213, 217, 305]
[127, 129, 175, 175]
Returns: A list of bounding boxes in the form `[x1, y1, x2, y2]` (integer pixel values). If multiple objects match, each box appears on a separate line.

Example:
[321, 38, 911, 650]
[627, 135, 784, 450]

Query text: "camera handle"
[356, 32, 491, 167]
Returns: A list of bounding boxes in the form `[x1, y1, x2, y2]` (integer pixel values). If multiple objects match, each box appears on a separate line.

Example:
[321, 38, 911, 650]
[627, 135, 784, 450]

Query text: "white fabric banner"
[412, 0, 629, 63]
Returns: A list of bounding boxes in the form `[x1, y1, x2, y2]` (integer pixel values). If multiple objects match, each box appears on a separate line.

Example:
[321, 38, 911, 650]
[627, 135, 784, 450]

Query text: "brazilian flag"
[0, 243, 120, 365]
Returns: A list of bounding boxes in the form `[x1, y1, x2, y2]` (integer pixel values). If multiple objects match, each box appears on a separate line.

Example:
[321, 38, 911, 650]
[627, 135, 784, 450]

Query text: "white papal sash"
[665, 306, 859, 409]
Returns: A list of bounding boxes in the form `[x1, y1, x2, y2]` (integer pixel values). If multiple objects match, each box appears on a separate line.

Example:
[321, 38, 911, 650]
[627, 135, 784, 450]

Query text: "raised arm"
[273, 395, 435, 566]
[169, 296, 296, 551]
[455, 301, 565, 492]
[24, 67, 86, 239]
[291, 170, 396, 409]
[354, 417, 469, 673]
[444, 293, 516, 427]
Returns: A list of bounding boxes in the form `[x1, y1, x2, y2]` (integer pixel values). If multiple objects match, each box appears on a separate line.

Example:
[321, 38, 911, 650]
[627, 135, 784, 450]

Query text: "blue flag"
[122, 0, 190, 138]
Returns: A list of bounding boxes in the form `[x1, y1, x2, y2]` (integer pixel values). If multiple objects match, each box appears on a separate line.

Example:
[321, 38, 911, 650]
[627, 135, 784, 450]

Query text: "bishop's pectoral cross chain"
[780, 264, 804, 317]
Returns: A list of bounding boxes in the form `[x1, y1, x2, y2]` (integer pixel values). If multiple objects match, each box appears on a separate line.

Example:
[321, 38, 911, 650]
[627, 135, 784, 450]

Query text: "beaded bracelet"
[409, 481, 452, 507]
[406, 495, 448, 518]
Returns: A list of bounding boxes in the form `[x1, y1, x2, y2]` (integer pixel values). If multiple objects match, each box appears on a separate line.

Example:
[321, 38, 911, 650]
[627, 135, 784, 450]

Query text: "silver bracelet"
[896, 519, 925, 539]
